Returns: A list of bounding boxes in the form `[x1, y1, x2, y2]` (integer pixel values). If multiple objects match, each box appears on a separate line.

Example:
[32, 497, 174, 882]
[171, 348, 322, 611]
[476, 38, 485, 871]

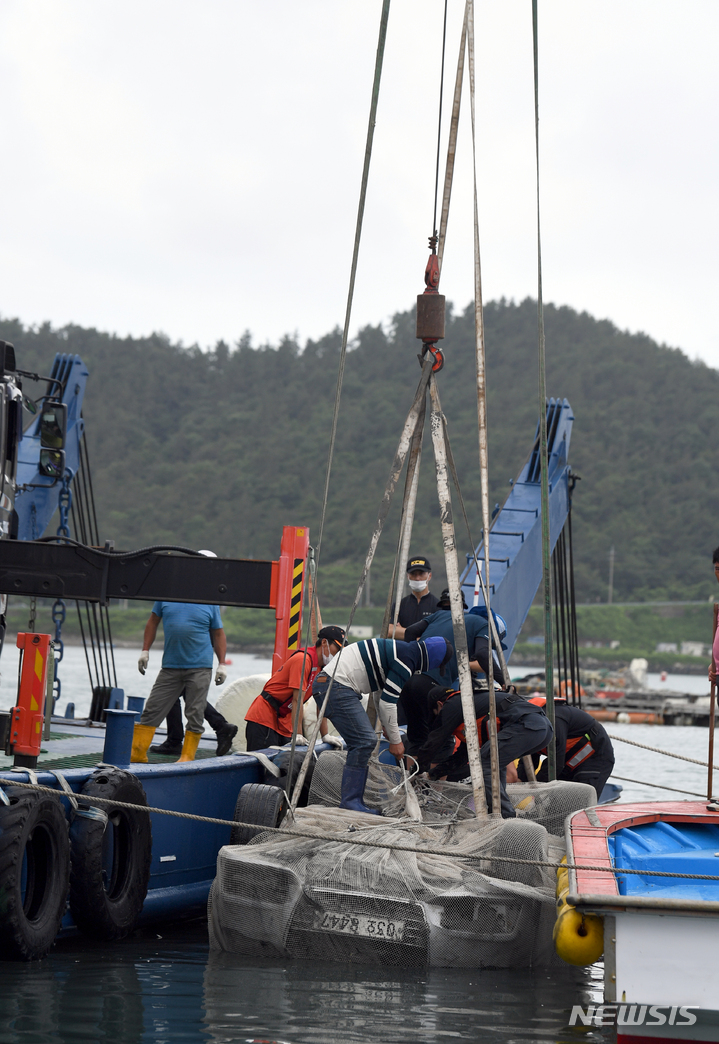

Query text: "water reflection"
[204, 953, 605, 1044]
[0, 921, 607, 1044]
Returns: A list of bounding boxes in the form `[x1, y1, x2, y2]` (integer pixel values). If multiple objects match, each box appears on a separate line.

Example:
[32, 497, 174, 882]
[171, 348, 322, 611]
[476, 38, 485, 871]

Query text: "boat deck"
[0, 716, 219, 773]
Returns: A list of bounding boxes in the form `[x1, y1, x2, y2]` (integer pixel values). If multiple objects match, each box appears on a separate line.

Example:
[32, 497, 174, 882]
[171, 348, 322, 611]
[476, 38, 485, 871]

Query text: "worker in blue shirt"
[403, 591, 506, 684]
[131, 598, 228, 763]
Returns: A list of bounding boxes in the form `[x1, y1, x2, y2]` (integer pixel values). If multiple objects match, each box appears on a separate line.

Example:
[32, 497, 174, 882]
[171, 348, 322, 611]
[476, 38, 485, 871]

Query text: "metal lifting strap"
[429, 376, 487, 818]
[437, 1, 469, 274]
[439, 421, 538, 788]
[315, 0, 391, 571]
[532, 0, 556, 776]
[466, 0, 501, 814]
[381, 392, 425, 638]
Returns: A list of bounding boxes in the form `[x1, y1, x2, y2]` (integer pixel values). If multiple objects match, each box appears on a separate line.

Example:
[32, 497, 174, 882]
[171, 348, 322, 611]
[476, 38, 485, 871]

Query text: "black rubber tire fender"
[0, 787, 71, 961]
[69, 768, 152, 941]
[230, 783, 286, 845]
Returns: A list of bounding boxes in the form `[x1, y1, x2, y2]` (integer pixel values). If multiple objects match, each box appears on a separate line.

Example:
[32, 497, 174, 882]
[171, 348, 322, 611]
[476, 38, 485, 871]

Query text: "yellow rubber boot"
[177, 730, 202, 762]
[131, 724, 156, 763]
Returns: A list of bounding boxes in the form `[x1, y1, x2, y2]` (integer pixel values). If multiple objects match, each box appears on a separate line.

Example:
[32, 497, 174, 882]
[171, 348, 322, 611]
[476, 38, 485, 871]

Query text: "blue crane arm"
[459, 398, 574, 657]
[15, 354, 88, 540]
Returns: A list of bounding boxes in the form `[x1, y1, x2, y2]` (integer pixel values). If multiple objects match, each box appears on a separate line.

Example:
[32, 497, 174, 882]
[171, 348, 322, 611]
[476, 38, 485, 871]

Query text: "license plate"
[313, 910, 405, 942]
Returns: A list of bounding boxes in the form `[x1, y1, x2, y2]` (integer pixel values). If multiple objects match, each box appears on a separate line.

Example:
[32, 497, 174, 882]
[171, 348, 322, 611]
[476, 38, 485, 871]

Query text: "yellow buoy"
[553, 906, 604, 965]
[553, 857, 604, 966]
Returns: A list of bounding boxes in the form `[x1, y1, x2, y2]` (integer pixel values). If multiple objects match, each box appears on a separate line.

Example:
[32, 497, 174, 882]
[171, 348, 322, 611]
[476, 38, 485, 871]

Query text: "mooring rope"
[611, 775, 706, 799]
[608, 732, 719, 771]
[4, 777, 719, 882]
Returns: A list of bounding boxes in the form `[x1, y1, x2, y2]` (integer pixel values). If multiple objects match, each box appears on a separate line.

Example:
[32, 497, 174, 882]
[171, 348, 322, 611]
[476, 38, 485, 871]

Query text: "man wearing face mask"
[244, 626, 342, 749]
[389, 556, 439, 640]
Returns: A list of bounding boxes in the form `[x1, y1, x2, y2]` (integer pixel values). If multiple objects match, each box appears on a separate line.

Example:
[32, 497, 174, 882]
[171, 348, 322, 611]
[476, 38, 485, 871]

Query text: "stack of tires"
[0, 769, 152, 961]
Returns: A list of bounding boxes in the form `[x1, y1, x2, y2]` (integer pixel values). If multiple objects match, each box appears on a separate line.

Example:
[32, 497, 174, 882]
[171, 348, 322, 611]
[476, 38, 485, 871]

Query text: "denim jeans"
[313, 676, 376, 768]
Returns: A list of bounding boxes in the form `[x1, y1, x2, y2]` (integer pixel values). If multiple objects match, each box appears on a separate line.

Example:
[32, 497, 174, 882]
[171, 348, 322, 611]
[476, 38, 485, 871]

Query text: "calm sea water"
[0, 651, 713, 1042]
[0, 922, 606, 1044]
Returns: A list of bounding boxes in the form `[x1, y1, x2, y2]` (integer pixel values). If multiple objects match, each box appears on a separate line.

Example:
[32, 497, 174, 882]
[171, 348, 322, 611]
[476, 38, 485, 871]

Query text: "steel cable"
[314, 0, 391, 570]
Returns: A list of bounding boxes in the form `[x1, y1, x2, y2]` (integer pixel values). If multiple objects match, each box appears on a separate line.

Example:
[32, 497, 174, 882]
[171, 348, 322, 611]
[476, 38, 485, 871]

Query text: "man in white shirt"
[312, 632, 453, 813]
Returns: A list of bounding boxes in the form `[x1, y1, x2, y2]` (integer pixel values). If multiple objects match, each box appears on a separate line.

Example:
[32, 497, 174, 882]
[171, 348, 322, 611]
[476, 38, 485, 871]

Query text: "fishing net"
[307, 750, 597, 836]
[208, 756, 594, 969]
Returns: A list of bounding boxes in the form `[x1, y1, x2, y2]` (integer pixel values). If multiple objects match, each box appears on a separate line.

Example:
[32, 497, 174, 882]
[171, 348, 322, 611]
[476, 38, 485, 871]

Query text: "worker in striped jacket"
[312, 633, 454, 814]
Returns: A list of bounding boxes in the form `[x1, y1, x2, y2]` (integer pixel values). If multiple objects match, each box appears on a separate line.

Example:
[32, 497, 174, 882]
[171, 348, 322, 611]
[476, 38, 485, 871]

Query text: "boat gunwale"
[565, 801, 719, 911]
[567, 892, 719, 916]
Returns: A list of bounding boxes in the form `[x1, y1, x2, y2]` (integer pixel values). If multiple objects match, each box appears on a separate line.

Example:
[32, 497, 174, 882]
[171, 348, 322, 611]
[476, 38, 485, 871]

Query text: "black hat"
[437, 588, 468, 610]
[317, 625, 347, 647]
[406, 556, 431, 572]
[427, 684, 458, 708]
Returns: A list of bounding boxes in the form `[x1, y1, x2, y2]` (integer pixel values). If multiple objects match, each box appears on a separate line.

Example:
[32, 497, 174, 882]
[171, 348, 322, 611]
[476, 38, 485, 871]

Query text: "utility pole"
[608, 545, 615, 605]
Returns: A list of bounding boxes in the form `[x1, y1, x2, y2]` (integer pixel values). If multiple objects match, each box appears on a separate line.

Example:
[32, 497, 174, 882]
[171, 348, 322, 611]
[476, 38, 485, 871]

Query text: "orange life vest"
[527, 695, 595, 768]
[453, 713, 500, 747]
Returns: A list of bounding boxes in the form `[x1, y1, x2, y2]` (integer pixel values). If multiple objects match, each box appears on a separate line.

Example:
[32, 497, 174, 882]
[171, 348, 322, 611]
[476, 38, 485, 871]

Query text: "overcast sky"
[1, 1, 717, 367]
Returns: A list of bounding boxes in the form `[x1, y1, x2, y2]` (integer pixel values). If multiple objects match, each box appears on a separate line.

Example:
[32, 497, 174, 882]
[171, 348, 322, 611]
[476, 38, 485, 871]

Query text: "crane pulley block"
[416, 242, 446, 370]
[416, 292, 446, 342]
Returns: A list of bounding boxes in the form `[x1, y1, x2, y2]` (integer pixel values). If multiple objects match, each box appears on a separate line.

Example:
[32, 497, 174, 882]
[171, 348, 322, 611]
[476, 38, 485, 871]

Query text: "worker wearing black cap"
[389, 556, 439, 640]
[415, 683, 554, 818]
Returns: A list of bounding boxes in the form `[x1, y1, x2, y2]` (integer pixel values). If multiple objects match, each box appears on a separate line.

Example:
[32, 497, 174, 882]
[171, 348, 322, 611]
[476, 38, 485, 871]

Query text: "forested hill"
[1, 299, 717, 605]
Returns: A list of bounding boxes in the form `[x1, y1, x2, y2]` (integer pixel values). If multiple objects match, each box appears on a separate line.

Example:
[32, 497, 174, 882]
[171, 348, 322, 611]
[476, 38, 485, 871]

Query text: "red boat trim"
[618, 1036, 717, 1044]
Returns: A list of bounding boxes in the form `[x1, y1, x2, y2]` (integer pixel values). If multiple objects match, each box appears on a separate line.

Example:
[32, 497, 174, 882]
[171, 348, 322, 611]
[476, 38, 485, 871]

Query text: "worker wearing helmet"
[399, 595, 507, 755]
[403, 592, 507, 684]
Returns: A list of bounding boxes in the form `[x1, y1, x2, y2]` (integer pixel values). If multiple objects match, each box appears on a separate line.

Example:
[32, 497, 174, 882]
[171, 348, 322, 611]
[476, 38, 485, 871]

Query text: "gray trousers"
[140, 667, 212, 734]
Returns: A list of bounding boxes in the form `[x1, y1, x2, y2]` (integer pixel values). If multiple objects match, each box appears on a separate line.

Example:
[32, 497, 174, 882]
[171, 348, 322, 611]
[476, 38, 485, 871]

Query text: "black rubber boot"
[150, 699, 184, 754]
[215, 723, 238, 757]
[149, 738, 184, 756]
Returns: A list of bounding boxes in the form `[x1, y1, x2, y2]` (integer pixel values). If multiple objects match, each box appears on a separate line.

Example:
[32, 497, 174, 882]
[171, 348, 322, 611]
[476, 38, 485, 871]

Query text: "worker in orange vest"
[512, 697, 615, 798]
[411, 684, 553, 818]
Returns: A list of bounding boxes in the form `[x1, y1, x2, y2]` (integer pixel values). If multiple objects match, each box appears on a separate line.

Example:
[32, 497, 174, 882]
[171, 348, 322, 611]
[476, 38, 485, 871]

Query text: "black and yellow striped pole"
[286, 557, 304, 653]
[271, 526, 309, 673]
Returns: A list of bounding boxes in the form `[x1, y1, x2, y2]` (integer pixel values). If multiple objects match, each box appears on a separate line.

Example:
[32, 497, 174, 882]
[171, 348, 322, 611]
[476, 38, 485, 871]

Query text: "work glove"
[138, 651, 149, 675]
[322, 734, 344, 749]
[290, 735, 308, 746]
[215, 665, 228, 685]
